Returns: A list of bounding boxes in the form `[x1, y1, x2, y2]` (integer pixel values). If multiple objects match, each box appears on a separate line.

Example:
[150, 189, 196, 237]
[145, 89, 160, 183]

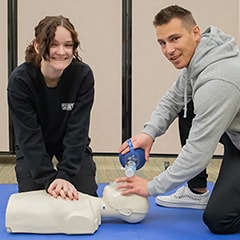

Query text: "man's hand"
[48, 179, 79, 200]
[119, 133, 154, 161]
[115, 175, 150, 197]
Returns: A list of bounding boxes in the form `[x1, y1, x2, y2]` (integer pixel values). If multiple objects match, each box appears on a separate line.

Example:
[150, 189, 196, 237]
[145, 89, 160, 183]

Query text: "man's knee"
[203, 208, 240, 234]
[203, 210, 223, 234]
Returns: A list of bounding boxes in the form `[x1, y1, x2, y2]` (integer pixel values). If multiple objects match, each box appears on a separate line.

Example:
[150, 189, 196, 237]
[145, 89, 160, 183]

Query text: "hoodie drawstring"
[183, 76, 188, 118]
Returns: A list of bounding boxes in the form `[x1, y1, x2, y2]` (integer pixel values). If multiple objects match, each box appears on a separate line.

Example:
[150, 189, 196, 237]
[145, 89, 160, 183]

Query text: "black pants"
[178, 101, 208, 189]
[179, 101, 240, 233]
[203, 133, 240, 234]
[15, 149, 98, 197]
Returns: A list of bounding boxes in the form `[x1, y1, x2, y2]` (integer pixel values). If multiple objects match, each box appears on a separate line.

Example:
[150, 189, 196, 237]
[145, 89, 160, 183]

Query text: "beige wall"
[17, 0, 122, 153]
[0, 0, 9, 151]
[1, 0, 240, 154]
[132, 0, 239, 155]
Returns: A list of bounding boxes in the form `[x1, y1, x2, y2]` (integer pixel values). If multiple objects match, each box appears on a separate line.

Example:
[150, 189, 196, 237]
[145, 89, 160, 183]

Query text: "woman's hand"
[48, 179, 79, 200]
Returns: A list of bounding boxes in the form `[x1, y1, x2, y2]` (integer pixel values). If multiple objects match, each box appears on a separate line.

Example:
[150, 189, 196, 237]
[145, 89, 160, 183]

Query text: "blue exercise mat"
[0, 183, 239, 240]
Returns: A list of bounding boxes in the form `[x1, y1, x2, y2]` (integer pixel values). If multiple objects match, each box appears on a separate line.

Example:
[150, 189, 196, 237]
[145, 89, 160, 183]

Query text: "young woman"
[8, 15, 98, 200]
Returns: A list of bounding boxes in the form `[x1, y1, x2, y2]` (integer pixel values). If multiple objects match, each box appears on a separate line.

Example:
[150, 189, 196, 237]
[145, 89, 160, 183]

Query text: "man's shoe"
[155, 186, 210, 209]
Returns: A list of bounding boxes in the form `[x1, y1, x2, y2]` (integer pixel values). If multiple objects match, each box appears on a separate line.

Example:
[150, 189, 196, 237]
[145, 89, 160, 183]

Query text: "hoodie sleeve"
[147, 79, 240, 196]
[142, 71, 189, 139]
[8, 68, 58, 189]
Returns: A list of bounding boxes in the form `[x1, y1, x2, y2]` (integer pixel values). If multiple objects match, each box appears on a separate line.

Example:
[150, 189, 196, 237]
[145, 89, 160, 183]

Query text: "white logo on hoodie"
[61, 103, 75, 111]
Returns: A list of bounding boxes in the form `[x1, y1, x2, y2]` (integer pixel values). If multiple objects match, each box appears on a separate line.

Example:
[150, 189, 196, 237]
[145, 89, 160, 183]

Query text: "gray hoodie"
[143, 26, 240, 196]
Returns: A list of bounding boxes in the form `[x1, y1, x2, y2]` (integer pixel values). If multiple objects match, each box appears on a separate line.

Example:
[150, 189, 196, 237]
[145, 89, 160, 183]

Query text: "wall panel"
[17, 0, 122, 153]
[132, 0, 239, 155]
[3, 0, 240, 154]
[0, 0, 9, 151]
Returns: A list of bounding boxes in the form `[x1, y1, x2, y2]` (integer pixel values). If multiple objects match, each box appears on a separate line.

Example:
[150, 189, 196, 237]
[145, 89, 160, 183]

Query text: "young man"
[116, 5, 240, 234]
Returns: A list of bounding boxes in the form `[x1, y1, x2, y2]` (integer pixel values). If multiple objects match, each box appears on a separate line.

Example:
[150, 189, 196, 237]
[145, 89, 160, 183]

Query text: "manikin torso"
[5, 183, 149, 235]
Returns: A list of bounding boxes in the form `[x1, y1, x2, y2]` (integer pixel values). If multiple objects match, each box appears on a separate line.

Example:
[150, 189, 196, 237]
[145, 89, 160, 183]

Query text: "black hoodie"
[8, 59, 95, 189]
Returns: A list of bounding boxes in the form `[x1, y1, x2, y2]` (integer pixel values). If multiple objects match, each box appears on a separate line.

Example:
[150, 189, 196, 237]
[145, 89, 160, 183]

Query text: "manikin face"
[156, 18, 200, 69]
[35, 26, 74, 77]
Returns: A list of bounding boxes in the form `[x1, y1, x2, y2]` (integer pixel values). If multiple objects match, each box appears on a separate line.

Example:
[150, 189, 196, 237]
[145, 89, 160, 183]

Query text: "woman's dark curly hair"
[25, 15, 82, 66]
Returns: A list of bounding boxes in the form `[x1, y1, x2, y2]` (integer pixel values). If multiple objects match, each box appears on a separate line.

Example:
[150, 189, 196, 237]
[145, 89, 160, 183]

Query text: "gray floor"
[0, 155, 222, 184]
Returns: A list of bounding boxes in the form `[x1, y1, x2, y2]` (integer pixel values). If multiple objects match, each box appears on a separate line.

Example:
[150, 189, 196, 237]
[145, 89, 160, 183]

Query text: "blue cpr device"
[119, 139, 146, 177]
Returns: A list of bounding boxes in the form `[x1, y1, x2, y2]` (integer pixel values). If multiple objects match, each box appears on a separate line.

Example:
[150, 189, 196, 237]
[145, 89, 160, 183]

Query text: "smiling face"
[38, 26, 74, 78]
[156, 18, 200, 69]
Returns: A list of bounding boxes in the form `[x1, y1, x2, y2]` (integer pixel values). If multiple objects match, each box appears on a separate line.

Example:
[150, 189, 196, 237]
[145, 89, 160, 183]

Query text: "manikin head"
[101, 182, 149, 223]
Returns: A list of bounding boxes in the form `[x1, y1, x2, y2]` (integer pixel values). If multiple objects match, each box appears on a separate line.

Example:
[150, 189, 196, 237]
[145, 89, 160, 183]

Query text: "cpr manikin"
[5, 183, 149, 235]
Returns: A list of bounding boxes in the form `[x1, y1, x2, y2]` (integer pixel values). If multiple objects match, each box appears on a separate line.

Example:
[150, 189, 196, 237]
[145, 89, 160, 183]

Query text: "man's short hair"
[153, 5, 197, 30]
